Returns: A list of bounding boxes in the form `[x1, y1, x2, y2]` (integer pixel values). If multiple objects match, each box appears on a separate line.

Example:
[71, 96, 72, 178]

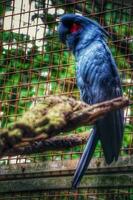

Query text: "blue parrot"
[58, 14, 124, 188]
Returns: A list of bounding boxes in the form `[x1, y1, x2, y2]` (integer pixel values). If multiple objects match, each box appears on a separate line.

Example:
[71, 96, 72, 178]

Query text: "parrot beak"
[58, 23, 69, 44]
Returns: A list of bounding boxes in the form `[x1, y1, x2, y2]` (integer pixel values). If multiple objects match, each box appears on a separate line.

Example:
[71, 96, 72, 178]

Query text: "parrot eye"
[70, 23, 82, 33]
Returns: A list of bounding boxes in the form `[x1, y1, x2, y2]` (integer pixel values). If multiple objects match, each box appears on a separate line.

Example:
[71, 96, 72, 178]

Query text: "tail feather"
[115, 110, 124, 160]
[71, 128, 99, 189]
[71, 109, 124, 189]
[98, 109, 124, 164]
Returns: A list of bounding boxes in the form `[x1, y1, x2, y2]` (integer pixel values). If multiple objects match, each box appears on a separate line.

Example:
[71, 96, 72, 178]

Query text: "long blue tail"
[71, 109, 124, 189]
[71, 127, 99, 189]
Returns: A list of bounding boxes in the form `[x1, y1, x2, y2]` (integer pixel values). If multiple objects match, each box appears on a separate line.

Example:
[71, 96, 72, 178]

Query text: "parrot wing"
[72, 40, 124, 188]
[77, 40, 124, 164]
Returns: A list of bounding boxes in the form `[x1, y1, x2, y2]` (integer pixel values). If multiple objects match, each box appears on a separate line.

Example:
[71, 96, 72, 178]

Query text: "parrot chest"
[75, 43, 117, 104]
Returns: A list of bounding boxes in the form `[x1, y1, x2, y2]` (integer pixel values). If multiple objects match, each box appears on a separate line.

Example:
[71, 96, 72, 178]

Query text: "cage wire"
[0, 0, 133, 199]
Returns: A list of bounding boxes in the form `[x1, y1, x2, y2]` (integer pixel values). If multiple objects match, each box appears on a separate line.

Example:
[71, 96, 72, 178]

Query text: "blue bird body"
[58, 14, 124, 188]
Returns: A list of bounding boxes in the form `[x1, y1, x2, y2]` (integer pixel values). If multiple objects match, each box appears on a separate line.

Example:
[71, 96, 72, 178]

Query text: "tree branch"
[0, 96, 130, 157]
[4, 132, 89, 156]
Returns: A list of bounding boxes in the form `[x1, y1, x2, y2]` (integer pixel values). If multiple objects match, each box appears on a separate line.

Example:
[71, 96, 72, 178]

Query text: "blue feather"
[72, 127, 99, 189]
[58, 14, 124, 189]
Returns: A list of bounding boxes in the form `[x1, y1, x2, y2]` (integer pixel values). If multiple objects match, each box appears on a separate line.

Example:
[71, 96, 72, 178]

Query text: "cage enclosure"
[0, 0, 133, 199]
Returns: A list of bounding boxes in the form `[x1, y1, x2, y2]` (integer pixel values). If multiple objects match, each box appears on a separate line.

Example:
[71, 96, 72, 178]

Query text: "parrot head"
[58, 14, 109, 52]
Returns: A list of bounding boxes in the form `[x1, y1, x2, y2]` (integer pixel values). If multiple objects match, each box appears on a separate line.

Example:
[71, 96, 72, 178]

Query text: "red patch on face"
[70, 23, 81, 33]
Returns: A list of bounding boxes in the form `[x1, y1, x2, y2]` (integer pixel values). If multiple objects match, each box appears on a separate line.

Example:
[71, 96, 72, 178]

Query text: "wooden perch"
[0, 95, 130, 157]
[5, 132, 89, 156]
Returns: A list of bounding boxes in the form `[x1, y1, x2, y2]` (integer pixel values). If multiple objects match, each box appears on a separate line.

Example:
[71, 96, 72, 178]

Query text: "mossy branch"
[0, 95, 130, 157]
[4, 132, 89, 156]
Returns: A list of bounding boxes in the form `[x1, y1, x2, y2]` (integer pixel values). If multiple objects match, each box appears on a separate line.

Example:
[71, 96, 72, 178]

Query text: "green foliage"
[123, 124, 133, 146]
[0, 30, 76, 127]
[2, 31, 30, 43]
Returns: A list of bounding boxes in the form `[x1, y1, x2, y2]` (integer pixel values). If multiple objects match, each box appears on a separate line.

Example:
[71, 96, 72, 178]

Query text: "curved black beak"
[58, 23, 69, 44]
